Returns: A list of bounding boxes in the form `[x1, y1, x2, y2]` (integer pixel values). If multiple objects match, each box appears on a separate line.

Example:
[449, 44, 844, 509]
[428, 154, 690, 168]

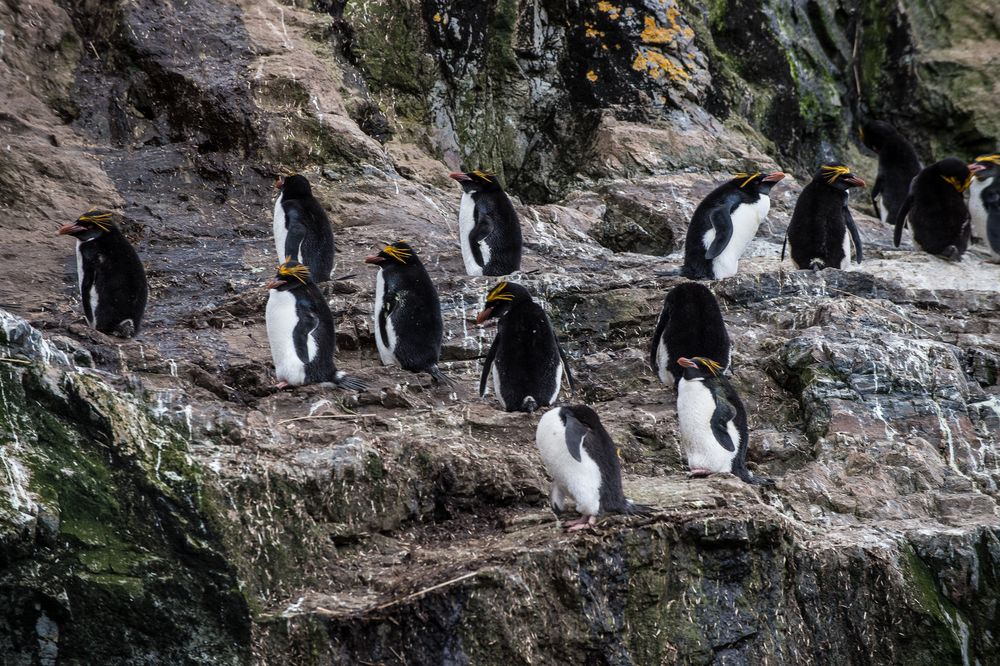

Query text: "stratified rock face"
[0, 0, 998, 664]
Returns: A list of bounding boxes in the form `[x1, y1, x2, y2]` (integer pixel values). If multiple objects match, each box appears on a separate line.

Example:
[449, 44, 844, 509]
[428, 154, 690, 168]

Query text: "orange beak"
[475, 307, 494, 325]
[969, 163, 986, 174]
[449, 172, 472, 182]
[58, 224, 85, 236]
[266, 278, 286, 290]
[763, 171, 785, 183]
[364, 255, 384, 265]
[677, 357, 697, 369]
[845, 175, 866, 187]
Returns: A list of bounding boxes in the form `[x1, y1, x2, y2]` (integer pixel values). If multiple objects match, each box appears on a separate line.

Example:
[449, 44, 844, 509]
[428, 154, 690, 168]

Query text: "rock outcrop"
[0, 0, 998, 664]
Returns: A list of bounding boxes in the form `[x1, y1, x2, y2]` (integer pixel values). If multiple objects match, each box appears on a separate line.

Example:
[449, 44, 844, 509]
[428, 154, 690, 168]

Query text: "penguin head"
[730, 171, 785, 197]
[814, 163, 866, 191]
[677, 356, 724, 382]
[475, 281, 531, 324]
[858, 120, 899, 153]
[276, 173, 312, 200]
[933, 158, 973, 193]
[449, 170, 502, 193]
[969, 154, 1000, 181]
[58, 210, 116, 241]
[266, 259, 312, 291]
[364, 241, 420, 269]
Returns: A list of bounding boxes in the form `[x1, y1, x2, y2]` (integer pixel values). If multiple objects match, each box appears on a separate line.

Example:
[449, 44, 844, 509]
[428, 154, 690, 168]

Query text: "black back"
[288, 281, 340, 383]
[706, 376, 750, 478]
[681, 176, 766, 279]
[894, 157, 971, 257]
[649, 282, 730, 385]
[378, 251, 444, 374]
[861, 121, 922, 225]
[472, 188, 522, 275]
[560, 405, 629, 513]
[280, 175, 335, 282]
[786, 166, 863, 269]
[79, 228, 148, 336]
[480, 285, 566, 412]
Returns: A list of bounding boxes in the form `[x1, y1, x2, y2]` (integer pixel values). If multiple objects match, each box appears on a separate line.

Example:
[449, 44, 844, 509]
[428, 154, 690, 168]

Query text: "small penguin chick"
[265, 259, 365, 391]
[782, 163, 865, 271]
[58, 209, 148, 338]
[535, 405, 652, 531]
[476, 281, 574, 413]
[365, 241, 453, 386]
[676, 357, 771, 485]
[449, 170, 522, 277]
[681, 170, 785, 280]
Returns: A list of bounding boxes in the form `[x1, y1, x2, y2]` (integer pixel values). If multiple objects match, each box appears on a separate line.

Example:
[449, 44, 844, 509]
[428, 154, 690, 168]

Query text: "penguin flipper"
[562, 413, 588, 463]
[429, 365, 456, 388]
[649, 303, 668, 375]
[478, 335, 499, 398]
[892, 193, 913, 248]
[282, 205, 308, 262]
[709, 396, 737, 453]
[469, 204, 494, 267]
[292, 306, 320, 363]
[735, 465, 774, 486]
[985, 187, 1000, 254]
[704, 208, 734, 261]
[843, 205, 864, 263]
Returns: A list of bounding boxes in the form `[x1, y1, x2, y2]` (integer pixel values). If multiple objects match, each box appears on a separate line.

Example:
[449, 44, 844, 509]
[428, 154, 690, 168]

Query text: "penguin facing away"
[535, 405, 652, 531]
[681, 170, 785, 280]
[649, 282, 731, 386]
[782, 164, 865, 270]
[476, 281, 574, 413]
[365, 242, 452, 385]
[265, 260, 366, 390]
[449, 170, 522, 277]
[893, 157, 973, 261]
[968, 154, 1000, 258]
[273, 174, 335, 282]
[859, 120, 922, 225]
[57, 209, 148, 338]
[676, 357, 769, 485]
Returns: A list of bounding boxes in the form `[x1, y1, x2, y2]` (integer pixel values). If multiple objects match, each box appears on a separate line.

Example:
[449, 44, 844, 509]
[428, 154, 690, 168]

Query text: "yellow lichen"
[586, 70, 599, 82]
[640, 15, 676, 44]
[632, 47, 690, 81]
[597, 1, 620, 19]
[433, 12, 442, 22]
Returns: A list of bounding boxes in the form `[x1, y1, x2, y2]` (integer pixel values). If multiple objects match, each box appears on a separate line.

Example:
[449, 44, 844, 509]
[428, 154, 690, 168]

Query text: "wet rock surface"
[0, 0, 999, 664]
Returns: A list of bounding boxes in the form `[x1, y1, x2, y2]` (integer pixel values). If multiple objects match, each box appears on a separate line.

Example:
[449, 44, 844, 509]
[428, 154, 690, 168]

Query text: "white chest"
[373, 270, 398, 366]
[458, 191, 484, 276]
[535, 409, 603, 516]
[707, 199, 764, 279]
[840, 226, 853, 269]
[266, 289, 307, 385]
[875, 192, 889, 224]
[272, 193, 287, 262]
[75, 240, 98, 325]
[656, 336, 670, 384]
[970, 177, 993, 246]
[677, 379, 738, 473]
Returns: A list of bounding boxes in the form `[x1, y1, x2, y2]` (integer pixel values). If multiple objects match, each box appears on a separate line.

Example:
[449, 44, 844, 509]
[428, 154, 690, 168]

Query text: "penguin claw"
[562, 515, 597, 531]
[274, 381, 290, 390]
[687, 468, 713, 478]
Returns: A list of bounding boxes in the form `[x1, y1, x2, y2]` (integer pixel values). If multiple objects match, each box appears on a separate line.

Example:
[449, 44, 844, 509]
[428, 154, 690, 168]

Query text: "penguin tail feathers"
[656, 268, 682, 278]
[333, 371, 367, 392]
[621, 500, 654, 516]
[114, 320, 137, 338]
[521, 396, 538, 413]
[736, 467, 775, 487]
[429, 366, 456, 388]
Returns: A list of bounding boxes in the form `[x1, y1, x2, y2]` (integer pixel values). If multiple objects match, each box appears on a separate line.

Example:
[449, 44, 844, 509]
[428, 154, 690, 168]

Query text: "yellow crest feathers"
[486, 281, 513, 302]
[382, 242, 412, 263]
[277, 260, 310, 283]
[975, 154, 1000, 166]
[732, 172, 761, 188]
[941, 174, 972, 193]
[693, 356, 723, 376]
[79, 210, 113, 231]
[821, 164, 851, 184]
[471, 170, 494, 181]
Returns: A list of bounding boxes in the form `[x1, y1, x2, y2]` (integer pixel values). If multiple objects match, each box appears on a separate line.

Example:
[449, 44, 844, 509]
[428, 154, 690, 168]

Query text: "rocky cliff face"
[1, 0, 998, 664]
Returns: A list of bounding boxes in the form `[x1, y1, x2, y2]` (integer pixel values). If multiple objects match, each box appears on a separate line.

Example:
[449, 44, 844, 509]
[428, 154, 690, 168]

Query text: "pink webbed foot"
[687, 468, 714, 479]
[274, 381, 290, 390]
[563, 515, 597, 532]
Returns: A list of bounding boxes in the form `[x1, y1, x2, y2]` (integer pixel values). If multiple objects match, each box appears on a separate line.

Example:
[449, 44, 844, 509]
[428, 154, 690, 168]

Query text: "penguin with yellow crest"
[893, 158, 973, 261]
[968, 154, 1000, 259]
[782, 163, 865, 270]
[449, 170, 522, 276]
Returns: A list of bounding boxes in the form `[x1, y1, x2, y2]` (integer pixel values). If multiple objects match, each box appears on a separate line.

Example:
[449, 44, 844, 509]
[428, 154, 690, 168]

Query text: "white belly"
[877, 194, 889, 224]
[273, 193, 287, 262]
[656, 336, 670, 384]
[535, 408, 603, 516]
[373, 270, 398, 366]
[266, 289, 306, 385]
[677, 379, 738, 473]
[458, 192, 484, 276]
[840, 229, 852, 269]
[549, 363, 563, 405]
[709, 201, 762, 279]
[75, 241, 85, 292]
[970, 177, 992, 245]
[74, 241, 96, 325]
[491, 366, 506, 408]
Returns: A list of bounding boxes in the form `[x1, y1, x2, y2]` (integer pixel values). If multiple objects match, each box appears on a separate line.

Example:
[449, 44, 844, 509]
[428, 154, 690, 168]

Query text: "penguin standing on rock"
[476, 281, 574, 412]
[449, 171, 522, 276]
[265, 260, 365, 390]
[649, 282, 731, 386]
[893, 158, 973, 261]
[273, 174, 335, 282]
[676, 357, 769, 485]
[681, 171, 785, 280]
[782, 164, 865, 270]
[860, 120, 922, 225]
[968, 155, 1000, 258]
[535, 405, 652, 531]
[58, 210, 148, 338]
[365, 242, 452, 385]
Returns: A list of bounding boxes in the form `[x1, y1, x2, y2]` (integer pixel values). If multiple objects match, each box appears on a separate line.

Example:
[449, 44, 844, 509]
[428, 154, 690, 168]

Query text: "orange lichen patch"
[433, 12, 442, 22]
[597, 1, 620, 19]
[632, 48, 690, 81]
[585, 23, 605, 39]
[586, 70, 598, 82]
[640, 15, 676, 44]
